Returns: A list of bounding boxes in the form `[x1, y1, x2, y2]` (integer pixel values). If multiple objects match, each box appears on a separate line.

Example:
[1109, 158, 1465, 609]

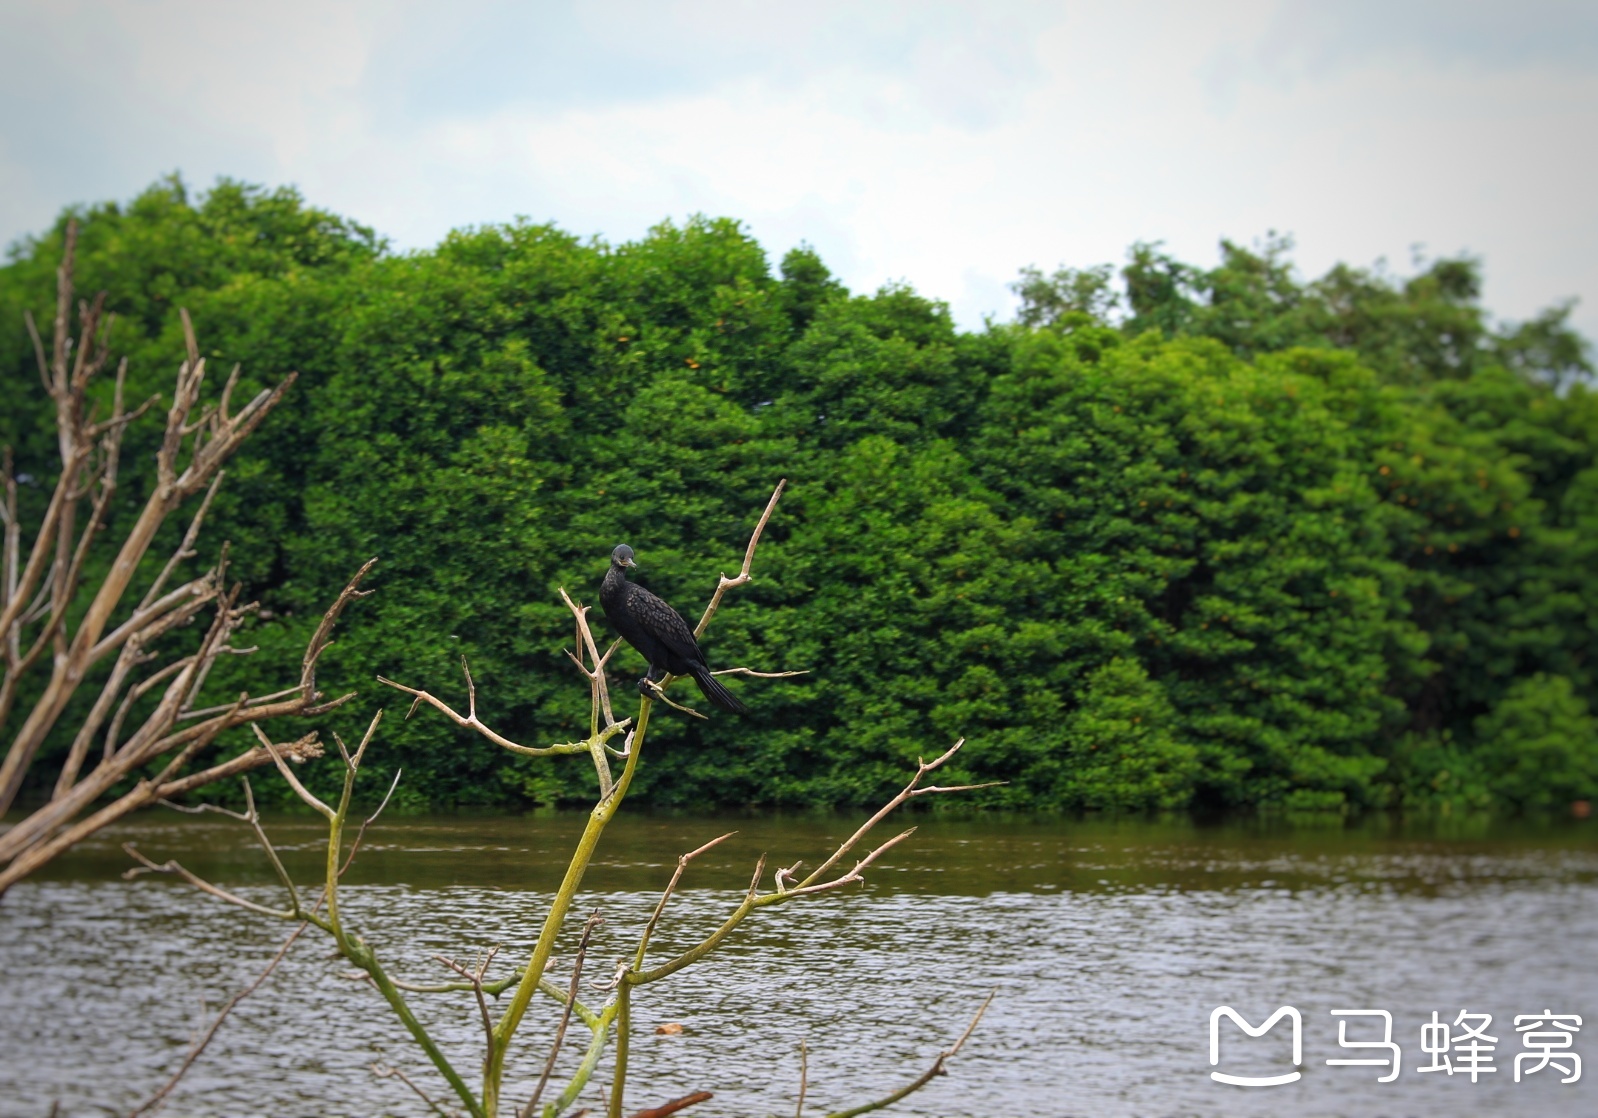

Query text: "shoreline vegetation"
[3, 176, 1596, 819]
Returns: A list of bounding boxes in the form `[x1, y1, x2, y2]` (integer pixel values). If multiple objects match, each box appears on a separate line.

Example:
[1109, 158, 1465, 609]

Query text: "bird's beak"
[623, 557, 637, 568]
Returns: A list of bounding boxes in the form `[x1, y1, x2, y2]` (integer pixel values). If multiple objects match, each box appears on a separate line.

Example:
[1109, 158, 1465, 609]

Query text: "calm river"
[2, 812, 1596, 1117]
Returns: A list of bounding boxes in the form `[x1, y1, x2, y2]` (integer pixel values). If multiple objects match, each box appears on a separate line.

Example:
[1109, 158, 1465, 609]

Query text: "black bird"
[600, 544, 747, 714]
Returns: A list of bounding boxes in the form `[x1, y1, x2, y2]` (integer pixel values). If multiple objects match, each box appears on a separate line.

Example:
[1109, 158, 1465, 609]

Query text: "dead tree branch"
[628, 1093, 713, 1118]
[379, 656, 601, 759]
[0, 226, 381, 898]
[380, 586, 634, 795]
[693, 479, 785, 638]
[823, 992, 995, 1118]
[627, 740, 997, 986]
[127, 922, 309, 1118]
[0, 560, 373, 895]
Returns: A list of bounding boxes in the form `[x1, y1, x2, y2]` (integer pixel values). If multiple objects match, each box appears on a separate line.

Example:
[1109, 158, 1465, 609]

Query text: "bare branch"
[377, 673, 595, 758]
[340, 767, 403, 877]
[796, 1040, 808, 1118]
[0, 700, 272, 894]
[128, 922, 308, 1117]
[461, 655, 478, 721]
[629, 1093, 714, 1118]
[23, 308, 49, 393]
[52, 586, 219, 795]
[823, 992, 995, 1118]
[434, 946, 501, 1064]
[138, 473, 224, 611]
[252, 724, 336, 820]
[299, 557, 376, 713]
[631, 746, 990, 988]
[798, 739, 968, 890]
[230, 778, 304, 914]
[91, 573, 219, 665]
[556, 587, 626, 792]
[558, 588, 624, 731]
[371, 1062, 459, 1118]
[349, 706, 384, 771]
[0, 455, 74, 644]
[634, 831, 737, 968]
[643, 680, 708, 721]
[103, 659, 191, 759]
[709, 667, 808, 679]
[157, 733, 324, 800]
[773, 829, 916, 900]
[0, 260, 307, 824]
[178, 684, 305, 720]
[86, 389, 160, 440]
[121, 844, 296, 920]
[693, 478, 785, 638]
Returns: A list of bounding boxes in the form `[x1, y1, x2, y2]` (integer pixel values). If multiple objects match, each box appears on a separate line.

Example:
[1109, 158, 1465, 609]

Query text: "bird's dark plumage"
[600, 544, 747, 714]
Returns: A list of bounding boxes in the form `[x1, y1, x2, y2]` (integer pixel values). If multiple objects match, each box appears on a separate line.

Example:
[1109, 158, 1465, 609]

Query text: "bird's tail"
[690, 664, 748, 714]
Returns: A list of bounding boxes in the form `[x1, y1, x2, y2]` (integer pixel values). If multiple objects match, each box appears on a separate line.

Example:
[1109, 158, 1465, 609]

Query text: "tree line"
[2, 177, 1594, 815]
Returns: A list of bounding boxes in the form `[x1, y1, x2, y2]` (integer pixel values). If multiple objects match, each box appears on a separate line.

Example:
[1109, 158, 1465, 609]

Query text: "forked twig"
[797, 739, 998, 890]
[635, 831, 737, 967]
[378, 657, 601, 759]
[824, 992, 995, 1118]
[435, 947, 501, 1061]
[559, 587, 626, 733]
[342, 768, 403, 876]
[693, 479, 785, 638]
[630, 741, 994, 987]
[121, 844, 295, 920]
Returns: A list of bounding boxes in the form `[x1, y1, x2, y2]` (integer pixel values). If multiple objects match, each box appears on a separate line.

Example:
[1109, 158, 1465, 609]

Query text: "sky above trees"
[2, 0, 1595, 337]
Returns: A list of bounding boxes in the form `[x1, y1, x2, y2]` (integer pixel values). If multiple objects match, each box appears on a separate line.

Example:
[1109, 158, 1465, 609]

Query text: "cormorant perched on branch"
[600, 544, 747, 714]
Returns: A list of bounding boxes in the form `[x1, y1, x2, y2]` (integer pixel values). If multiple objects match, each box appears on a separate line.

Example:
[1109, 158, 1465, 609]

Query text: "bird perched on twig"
[600, 544, 747, 714]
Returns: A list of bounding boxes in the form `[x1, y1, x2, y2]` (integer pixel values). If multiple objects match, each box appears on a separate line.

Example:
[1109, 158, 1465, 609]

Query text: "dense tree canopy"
[3, 179, 1594, 815]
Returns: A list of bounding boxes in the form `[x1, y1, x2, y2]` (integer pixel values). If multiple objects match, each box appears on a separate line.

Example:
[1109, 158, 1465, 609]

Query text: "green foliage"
[1055, 658, 1197, 810]
[1473, 674, 1598, 812]
[3, 178, 1595, 815]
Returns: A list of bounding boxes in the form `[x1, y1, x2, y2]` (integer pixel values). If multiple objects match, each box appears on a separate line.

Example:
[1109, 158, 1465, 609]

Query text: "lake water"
[2, 811, 1596, 1117]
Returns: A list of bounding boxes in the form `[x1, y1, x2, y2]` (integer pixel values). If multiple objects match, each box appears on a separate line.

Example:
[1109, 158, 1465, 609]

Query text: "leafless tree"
[128, 483, 997, 1117]
[0, 221, 374, 895]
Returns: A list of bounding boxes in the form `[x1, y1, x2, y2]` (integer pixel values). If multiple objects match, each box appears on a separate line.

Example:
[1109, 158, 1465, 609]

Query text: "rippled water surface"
[3, 812, 1597, 1117]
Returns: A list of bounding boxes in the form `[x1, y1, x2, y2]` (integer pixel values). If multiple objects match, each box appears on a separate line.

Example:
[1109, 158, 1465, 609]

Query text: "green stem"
[327, 767, 484, 1117]
[630, 891, 763, 985]
[364, 950, 487, 1118]
[543, 1001, 621, 1118]
[608, 985, 631, 1118]
[485, 696, 654, 1116]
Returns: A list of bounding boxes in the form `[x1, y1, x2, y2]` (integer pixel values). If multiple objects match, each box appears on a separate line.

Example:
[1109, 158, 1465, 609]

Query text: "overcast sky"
[3, 1, 1595, 336]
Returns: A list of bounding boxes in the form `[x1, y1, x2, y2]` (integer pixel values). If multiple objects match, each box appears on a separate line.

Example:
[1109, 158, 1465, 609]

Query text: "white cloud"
[2, 0, 1594, 339]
